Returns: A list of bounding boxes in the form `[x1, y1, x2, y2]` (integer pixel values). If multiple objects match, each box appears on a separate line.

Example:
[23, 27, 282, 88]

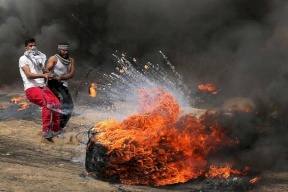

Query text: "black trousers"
[48, 79, 74, 129]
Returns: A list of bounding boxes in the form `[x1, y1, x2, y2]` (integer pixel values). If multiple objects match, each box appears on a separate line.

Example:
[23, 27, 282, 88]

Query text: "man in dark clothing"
[45, 42, 75, 136]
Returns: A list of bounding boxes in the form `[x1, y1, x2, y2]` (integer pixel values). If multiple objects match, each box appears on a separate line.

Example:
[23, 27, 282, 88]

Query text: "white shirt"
[19, 55, 46, 91]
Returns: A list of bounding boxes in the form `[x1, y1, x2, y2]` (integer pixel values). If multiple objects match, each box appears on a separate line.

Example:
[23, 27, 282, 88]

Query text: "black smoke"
[0, 0, 287, 172]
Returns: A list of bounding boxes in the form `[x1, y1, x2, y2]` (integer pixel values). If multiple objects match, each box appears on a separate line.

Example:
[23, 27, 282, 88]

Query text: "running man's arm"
[44, 56, 57, 73]
[22, 64, 49, 79]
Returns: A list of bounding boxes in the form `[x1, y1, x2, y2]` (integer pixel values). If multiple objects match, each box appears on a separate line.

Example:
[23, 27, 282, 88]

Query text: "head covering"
[58, 44, 69, 51]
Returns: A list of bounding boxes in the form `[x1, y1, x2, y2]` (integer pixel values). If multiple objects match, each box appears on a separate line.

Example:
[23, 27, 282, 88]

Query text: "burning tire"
[85, 136, 109, 178]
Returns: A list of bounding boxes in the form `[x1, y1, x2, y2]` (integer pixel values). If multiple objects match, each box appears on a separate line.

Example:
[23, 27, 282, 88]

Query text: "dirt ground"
[0, 90, 287, 192]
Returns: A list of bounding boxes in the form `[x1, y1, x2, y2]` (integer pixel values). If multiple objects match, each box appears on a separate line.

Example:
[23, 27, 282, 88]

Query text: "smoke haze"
[0, 0, 287, 172]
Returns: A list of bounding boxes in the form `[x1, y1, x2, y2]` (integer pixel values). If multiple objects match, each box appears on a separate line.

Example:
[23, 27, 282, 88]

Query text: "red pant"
[25, 87, 61, 132]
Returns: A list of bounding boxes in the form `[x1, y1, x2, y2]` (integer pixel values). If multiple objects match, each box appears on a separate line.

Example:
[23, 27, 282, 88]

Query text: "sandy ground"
[0, 90, 287, 192]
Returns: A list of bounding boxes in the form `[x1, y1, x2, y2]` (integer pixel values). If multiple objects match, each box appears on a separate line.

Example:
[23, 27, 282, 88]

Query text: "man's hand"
[55, 76, 61, 81]
[48, 73, 55, 79]
[43, 73, 54, 79]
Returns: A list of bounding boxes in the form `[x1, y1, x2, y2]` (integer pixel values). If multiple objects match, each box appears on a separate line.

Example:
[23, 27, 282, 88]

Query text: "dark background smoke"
[0, 0, 287, 172]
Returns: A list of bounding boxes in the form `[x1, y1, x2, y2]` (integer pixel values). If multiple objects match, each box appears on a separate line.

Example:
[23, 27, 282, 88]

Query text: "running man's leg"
[26, 87, 50, 131]
[50, 84, 74, 129]
[25, 87, 61, 132]
[43, 87, 61, 132]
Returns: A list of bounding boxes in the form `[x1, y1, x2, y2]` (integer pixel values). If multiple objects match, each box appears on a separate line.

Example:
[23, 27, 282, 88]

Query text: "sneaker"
[43, 130, 53, 139]
[53, 130, 65, 138]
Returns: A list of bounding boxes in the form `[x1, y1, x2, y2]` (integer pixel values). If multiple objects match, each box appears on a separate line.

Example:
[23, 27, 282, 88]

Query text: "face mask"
[30, 46, 39, 55]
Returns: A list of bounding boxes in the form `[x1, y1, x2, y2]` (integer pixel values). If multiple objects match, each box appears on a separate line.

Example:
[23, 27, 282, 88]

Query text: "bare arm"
[22, 65, 49, 79]
[44, 56, 57, 73]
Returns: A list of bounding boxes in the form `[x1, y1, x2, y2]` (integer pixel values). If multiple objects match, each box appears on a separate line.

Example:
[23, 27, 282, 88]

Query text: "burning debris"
[9, 96, 32, 111]
[191, 83, 220, 108]
[85, 88, 258, 187]
[0, 95, 37, 120]
[10, 96, 27, 104]
[205, 164, 249, 179]
[89, 83, 98, 97]
[17, 102, 31, 111]
[144, 64, 149, 70]
[80, 52, 284, 191]
[200, 165, 261, 191]
[198, 83, 218, 95]
[8, 96, 32, 111]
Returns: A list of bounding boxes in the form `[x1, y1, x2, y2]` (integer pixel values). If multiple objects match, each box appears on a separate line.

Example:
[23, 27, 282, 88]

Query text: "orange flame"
[91, 88, 238, 186]
[250, 176, 261, 184]
[8, 96, 31, 111]
[10, 96, 26, 104]
[18, 102, 31, 111]
[205, 164, 249, 179]
[89, 83, 97, 97]
[198, 83, 217, 94]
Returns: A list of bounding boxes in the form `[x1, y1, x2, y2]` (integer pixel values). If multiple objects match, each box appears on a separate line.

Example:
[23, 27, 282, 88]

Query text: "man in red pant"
[19, 38, 61, 139]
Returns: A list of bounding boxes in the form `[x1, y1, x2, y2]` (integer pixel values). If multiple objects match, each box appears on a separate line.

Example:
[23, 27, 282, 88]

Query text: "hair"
[58, 42, 69, 46]
[25, 38, 36, 47]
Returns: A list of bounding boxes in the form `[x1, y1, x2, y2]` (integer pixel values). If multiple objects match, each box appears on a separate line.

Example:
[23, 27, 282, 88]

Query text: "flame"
[89, 83, 97, 97]
[250, 176, 261, 184]
[144, 64, 149, 70]
[205, 164, 249, 179]
[18, 102, 31, 111]
[198, 83, 217, 94]
[8, 96, 31, 111]
[91, 88, 238, 186]
[10, 96, 26, 104]
[116, 66, 127, 74]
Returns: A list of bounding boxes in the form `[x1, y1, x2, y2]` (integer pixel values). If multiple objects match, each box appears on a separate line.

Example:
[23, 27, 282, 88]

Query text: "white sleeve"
[19, 56, 28, 68]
